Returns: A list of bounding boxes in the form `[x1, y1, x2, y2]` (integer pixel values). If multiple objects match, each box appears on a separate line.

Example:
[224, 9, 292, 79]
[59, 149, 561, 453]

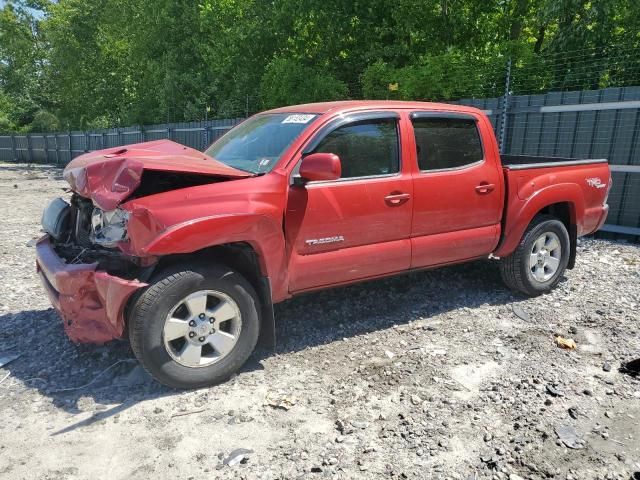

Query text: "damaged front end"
[36, 140, 250, 344]
[37, 193, 152, 343]
[42, 193, 147, 273]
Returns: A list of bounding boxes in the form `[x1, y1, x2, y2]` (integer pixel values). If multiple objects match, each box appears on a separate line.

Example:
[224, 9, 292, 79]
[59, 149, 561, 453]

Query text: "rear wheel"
[500, 215, 570, 297]
[128, 263, 260, 389]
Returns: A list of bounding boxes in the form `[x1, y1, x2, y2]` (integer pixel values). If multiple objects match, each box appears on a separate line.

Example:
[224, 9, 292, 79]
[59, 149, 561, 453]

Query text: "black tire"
[128, 263, 260, 389]
[499, 214, 570, 297]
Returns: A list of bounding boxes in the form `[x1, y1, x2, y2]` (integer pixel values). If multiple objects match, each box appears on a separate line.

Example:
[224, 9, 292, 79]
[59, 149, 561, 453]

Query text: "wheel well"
[536, 202, 577, 269]
[538, 202, 572, 230]
[153, 242, 264, 294]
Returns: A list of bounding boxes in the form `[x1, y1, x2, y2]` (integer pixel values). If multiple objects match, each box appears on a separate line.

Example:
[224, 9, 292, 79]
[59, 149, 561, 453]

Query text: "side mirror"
[299, 152, 341, 182]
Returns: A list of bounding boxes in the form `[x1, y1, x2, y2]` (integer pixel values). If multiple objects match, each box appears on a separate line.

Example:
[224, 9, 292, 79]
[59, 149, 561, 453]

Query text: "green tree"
[3, 0, 638, 130]
[260, 57, 348, 108]
[29, 109, 60, 132]
[0, 0, 48, 131]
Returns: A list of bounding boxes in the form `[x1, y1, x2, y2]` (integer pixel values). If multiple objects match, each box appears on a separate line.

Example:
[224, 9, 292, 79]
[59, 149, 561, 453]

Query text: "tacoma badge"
[305, 236, 345, 246]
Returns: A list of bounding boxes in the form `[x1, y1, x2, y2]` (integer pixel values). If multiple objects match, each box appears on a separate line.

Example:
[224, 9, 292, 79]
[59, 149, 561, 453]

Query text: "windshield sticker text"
[282, 114, 315, 124]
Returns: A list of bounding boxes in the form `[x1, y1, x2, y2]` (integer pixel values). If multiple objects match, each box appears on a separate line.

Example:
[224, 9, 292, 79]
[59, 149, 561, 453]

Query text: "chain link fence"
[0, 118, 245, 165]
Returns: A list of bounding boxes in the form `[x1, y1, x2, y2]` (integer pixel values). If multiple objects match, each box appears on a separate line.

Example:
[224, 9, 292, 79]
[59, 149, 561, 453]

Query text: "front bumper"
[35, 236, 147, 344]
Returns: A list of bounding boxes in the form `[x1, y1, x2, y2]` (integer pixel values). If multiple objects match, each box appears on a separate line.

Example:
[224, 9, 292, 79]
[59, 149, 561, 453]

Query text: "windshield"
[204, 113, 318, 173]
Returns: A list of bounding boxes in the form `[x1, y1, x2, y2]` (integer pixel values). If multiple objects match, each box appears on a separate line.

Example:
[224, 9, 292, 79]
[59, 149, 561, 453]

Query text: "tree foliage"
[0, 0, 638, 132]
[0, 1, 48, 130]
[260, 58, 348, 108]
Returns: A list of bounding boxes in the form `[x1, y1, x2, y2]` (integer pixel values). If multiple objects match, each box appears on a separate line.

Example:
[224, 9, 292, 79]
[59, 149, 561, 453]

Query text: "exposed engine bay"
[132, 170, 227, 198]
[41, 169, 232, 279]
[42, 193, 145, 278]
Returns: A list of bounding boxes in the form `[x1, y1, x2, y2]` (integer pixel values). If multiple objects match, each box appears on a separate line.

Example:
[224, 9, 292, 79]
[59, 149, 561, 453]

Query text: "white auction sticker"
[282, 114, 315, 124]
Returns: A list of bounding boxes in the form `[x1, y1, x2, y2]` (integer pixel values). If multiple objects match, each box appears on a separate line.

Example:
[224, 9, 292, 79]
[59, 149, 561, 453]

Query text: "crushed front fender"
[35, 236, 147, 344]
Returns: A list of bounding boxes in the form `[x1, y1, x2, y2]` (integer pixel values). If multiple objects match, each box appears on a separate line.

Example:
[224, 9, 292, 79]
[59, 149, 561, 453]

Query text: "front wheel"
[500, 215, 570, 297]
[128, 263, 260, 389]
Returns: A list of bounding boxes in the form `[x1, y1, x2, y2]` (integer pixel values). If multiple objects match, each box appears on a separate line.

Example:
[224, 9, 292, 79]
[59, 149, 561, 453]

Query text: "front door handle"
[384, 192, 411, 206]
[475, 183, 495, 194]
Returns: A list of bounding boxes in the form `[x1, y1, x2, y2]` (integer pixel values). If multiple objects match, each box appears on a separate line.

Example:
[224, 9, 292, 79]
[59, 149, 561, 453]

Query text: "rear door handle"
[475, 183, 495, 194]
[384, 192, 411, 206]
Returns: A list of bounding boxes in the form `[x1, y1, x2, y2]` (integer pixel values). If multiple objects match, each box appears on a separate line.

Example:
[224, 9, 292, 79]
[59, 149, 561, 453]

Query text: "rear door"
[285, 112, 413, 292]
[409, 112, 502, 267]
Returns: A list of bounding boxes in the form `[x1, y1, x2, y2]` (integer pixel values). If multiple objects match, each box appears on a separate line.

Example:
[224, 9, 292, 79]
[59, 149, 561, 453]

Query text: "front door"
[285, 113, 413, 292]
[409, 112, 503, 267]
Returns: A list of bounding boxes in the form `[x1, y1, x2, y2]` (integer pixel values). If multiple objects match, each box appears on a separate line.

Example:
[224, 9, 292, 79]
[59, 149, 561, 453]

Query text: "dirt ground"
[0, 162, 639, 480]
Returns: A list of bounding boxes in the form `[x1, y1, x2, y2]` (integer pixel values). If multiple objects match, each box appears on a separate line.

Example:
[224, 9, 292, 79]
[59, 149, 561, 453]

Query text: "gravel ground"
[0, 162, 639, 480]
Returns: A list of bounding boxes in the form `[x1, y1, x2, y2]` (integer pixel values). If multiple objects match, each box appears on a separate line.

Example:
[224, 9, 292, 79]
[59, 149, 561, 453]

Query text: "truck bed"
[501, 155, 608, 170]
[496, 155, 611, 259]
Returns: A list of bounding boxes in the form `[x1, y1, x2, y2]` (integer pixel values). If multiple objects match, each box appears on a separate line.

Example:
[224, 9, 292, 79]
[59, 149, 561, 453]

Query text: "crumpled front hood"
[63, 139, 250, 210]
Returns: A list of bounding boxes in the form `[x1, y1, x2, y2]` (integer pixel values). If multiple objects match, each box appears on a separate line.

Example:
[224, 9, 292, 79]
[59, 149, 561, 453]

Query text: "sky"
[0, 1, 47, 17]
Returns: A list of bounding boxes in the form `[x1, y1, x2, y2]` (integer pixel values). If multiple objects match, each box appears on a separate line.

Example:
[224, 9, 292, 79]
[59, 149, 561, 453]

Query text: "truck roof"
[264, 100, 483, 116]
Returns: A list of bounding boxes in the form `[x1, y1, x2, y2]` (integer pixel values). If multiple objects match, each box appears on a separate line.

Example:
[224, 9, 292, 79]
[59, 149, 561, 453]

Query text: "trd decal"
[586, 177, 606, 189]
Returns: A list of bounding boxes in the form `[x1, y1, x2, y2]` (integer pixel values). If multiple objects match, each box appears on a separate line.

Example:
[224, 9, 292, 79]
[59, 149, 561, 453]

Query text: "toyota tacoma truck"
[36, 101, 611, 388]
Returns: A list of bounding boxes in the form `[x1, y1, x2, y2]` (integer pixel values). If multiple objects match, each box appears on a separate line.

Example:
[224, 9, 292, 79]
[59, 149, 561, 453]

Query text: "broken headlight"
[90, 207, 129, 247]
[42, 197, 72, 240]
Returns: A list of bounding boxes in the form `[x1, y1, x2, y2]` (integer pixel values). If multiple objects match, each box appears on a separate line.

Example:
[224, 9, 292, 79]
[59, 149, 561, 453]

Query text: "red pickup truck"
[36, 101, 611, 388]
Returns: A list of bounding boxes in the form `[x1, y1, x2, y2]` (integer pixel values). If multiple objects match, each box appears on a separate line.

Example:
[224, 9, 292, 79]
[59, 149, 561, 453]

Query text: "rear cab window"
[411, 113, 484, 171]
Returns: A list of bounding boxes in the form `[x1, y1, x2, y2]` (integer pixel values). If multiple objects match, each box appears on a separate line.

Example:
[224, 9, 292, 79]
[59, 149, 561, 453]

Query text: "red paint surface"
[285, 173, 414, 290]
[299, 153, 342, 181]
[495, 162, 610, 257]
[407, 111, 504, 267]
[37, 101, 610, 344]
[36, 237, 146, 343]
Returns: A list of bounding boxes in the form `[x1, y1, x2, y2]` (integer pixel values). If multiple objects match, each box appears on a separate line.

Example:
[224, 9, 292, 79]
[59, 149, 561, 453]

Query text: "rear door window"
[411, 116, 483, 171]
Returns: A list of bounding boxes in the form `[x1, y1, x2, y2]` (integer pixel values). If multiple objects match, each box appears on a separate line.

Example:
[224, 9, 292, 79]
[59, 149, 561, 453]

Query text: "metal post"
[54, 134, 60, 165]
[68, 131, 73, 161]
[67, 131, 72, 161]
[26, 134, 33, 163]
[499, 58, 512, 154]
[10, 135, 17, 161]
[85, 131, 90, 152]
